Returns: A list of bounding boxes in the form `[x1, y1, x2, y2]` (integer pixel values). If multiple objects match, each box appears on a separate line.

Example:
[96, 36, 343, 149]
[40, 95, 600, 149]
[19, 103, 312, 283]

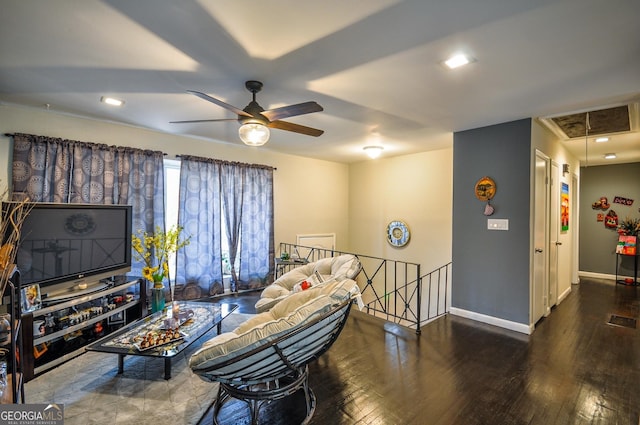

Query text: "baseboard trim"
[557, 286, 571, 304]
[578, 271, 616, 281]
[449, 307, 532, 335]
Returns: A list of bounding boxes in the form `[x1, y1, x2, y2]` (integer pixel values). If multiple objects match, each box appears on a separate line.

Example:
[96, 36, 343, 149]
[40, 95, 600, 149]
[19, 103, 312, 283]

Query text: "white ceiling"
[1, 0, 639, 165]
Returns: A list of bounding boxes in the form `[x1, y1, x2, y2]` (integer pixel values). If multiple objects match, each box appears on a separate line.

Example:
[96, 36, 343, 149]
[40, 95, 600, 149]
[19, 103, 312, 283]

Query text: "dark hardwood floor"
[199, 278, 640, 425]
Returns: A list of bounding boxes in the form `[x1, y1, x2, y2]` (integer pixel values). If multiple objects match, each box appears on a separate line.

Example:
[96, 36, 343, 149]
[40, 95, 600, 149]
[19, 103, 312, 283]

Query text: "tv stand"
[43, 282, 110, 303]
[21, 276, 146, 381]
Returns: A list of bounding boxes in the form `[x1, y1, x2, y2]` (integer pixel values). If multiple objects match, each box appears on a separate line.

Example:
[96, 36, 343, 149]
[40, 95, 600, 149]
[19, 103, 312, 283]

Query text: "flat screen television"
[2, 202, 132, 301]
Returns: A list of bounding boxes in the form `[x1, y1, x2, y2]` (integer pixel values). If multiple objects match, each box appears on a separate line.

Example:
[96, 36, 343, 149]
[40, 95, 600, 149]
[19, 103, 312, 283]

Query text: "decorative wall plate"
[386, 220, 410, 247]
[474, 176, 496, 201]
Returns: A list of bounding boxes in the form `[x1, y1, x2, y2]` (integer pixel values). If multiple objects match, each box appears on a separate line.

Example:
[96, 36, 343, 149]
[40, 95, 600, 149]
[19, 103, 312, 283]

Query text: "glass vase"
[151, 284, 165, 313]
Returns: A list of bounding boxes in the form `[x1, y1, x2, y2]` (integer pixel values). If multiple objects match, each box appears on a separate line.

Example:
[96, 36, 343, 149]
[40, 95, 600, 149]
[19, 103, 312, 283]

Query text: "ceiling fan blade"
[261, 101, 323, 122]
[170, 118, 237, 124]
[186, 90, 252, 118]
[269, 120, 324, 137]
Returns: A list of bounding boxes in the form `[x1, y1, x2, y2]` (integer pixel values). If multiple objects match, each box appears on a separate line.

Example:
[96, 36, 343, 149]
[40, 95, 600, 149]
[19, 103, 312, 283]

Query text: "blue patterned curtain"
[69, 142, 114, 204]
[237, 165, 274, 290]
[176, 155, 274, 296]
[112, 147, 166, 279]
[11, 134, 72, 202]
[220, 163, 243, 291]
[10, 133, 165, 279]
[175, 156, 223, 299]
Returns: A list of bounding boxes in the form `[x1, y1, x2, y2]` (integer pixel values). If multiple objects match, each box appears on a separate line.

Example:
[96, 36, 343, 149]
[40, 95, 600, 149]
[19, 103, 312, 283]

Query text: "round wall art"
[386, 220, 410, 247]
[474, 176, 496, 201]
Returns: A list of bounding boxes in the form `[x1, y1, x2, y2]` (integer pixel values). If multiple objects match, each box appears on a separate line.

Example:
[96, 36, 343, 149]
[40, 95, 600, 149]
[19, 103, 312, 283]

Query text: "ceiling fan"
[171, 80, 324, 146]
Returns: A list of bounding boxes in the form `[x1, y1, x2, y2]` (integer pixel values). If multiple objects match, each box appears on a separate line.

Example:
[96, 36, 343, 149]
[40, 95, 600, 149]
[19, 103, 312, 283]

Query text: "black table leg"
[164, 358, 172, 380]
[118, 354, 125, 374]
[217, 322, 222, 334]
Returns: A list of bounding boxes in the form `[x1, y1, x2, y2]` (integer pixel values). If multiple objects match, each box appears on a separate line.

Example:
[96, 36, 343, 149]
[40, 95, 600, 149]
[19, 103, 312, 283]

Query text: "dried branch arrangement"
[0, 189, 32, 296]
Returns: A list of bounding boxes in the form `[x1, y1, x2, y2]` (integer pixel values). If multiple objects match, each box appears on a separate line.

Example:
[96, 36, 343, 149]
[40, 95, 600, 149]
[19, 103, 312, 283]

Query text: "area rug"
[25, 312, 254, 425]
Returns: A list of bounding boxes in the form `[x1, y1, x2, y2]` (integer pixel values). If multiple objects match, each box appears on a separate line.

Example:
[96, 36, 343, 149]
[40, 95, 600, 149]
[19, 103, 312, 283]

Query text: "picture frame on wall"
[561, 183, 569, 233]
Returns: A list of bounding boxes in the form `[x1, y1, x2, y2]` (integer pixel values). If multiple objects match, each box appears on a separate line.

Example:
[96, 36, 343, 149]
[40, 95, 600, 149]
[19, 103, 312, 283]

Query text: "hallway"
[206, 278, 639, 424]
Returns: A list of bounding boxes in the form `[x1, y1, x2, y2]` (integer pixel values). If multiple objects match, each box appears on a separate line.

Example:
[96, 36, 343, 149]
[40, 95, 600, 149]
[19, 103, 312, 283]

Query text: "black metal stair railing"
[278, 243, 451, 334]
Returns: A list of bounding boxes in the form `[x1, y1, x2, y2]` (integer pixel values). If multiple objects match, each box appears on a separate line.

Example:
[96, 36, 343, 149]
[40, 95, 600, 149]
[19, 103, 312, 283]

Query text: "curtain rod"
[4, 133, 167, 156]
[4, 134, 275, 169]
[175, 154, 277, 170]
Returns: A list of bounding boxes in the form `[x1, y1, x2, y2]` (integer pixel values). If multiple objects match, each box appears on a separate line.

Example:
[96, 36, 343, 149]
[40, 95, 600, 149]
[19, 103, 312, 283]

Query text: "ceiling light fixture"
[239, 122, 270, 146]
[100, 96, 124, 107]
[363, 145, 384, 159]
[595, 137, 609, 143]
[444, 54, 473, 69]
[604, 153, 617, 160]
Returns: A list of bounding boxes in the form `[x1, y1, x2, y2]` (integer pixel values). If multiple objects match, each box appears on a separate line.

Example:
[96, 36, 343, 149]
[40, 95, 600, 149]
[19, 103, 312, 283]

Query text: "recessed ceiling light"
[604, 153, 617, 159]
[100, 96, 124, 107]
[444, 54, 473, 69]
[595, 137, 609, 143]
[363, 146, 384, 159]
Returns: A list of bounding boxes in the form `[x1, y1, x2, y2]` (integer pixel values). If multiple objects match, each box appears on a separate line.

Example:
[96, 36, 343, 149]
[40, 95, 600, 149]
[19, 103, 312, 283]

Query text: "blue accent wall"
[452, 119, 532, 324]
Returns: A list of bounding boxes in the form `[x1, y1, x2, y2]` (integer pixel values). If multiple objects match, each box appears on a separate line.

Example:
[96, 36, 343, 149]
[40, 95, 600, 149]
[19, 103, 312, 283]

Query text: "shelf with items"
[274, 258, 308, 279]
[0, 266, 25, 404]
[21, 276, 145, 381]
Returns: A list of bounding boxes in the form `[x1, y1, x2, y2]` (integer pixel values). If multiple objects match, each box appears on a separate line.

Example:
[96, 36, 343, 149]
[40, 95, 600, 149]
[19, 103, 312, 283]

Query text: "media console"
[21, 276, 146, 381]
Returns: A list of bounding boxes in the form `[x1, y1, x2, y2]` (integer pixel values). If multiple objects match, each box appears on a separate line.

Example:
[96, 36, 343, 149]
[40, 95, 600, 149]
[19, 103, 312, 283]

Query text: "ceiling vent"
[540, 103, 639, 140]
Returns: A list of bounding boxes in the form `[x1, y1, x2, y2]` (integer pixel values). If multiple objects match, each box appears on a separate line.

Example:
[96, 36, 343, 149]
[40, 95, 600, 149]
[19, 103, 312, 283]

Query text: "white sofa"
[255, 254, 362, 313]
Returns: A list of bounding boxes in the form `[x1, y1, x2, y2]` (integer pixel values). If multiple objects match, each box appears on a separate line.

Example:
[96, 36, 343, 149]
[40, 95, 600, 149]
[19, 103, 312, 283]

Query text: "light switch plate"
[487, 218, 509, 230]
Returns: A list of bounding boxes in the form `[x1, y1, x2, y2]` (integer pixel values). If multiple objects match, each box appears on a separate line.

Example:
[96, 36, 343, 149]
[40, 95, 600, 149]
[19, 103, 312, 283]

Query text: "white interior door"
[295, 233, 336, 259]
[532, 152, 549, 325]
[548, 162, 559, 309]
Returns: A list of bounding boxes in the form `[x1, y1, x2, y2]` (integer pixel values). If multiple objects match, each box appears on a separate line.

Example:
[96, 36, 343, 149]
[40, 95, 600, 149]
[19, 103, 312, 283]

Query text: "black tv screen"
[3, 203, 132, 293]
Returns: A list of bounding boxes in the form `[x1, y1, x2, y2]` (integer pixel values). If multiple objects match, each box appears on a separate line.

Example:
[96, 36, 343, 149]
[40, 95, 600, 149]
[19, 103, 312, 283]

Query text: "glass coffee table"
[87, 301, 238, 380]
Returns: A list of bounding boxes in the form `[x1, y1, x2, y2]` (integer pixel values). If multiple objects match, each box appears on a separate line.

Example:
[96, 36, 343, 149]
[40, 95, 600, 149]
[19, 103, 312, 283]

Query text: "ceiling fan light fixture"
[363, 145, 384, 159]
[239, 122, 270, 146]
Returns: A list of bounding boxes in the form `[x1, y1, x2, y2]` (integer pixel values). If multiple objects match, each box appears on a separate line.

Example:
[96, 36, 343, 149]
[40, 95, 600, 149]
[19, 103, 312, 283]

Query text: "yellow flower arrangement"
[131, 225, 190, 289]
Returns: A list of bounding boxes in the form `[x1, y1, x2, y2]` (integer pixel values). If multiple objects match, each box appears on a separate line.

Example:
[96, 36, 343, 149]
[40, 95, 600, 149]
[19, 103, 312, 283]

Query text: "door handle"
[555, 241, 562, 246]
[535, 248, 543, 253]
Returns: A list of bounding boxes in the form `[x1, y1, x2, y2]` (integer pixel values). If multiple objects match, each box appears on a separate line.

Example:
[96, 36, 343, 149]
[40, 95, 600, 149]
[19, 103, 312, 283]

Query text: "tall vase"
[151, 282, 166, 313]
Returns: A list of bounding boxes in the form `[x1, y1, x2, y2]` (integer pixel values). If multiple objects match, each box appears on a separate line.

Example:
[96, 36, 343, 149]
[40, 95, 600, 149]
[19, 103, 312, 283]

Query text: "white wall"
[0, 104, 350, 250]
[348, 148, 453, 273]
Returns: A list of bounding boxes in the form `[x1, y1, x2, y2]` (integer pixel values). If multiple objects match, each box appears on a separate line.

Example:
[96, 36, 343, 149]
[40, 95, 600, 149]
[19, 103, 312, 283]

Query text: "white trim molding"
[557, 286, 572, 304]
[578, 271, 616, 281]
[449, 307, 533, 335]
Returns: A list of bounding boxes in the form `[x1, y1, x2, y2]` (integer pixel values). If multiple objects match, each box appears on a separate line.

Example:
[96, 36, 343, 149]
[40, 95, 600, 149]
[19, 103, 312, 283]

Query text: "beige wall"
[531, 119, 581, 302]
[348, 148, 453, 273]
[1, 104, 454, 275]
[0, 104, 349, 250]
